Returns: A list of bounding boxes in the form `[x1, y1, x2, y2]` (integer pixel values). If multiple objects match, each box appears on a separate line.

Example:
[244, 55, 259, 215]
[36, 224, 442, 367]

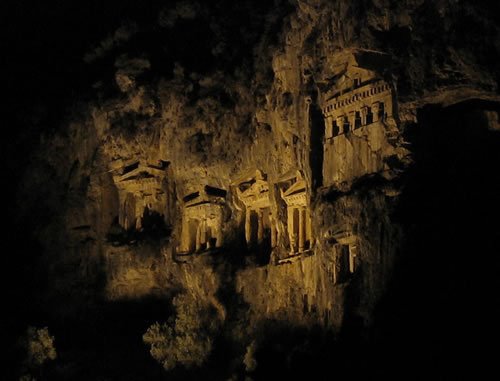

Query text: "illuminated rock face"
[321, 51, 398, 187]
[19, 1, 500, 352]
[103, 244, 168, 300]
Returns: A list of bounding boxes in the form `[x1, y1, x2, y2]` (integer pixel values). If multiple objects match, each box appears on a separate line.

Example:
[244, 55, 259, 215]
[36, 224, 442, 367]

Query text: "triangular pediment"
[118, 166, 165, 182]
[183, 185, 226, 207]
[240, 179, 269, 196]
[231, 169, 266, 186]
[234, 170, 270, 209]
[113, 159, 169, 183]
[282, 178, 306, 197]
[278, 170, 306, 197]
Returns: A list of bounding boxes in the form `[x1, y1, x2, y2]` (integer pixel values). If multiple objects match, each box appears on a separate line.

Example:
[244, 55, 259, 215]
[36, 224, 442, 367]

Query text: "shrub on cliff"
[143, 293, 219, 371]
[18, 326, 57, 379]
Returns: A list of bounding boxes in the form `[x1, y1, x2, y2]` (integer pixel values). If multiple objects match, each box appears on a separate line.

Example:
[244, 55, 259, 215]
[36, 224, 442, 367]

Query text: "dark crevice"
[309, 100, 325, 190]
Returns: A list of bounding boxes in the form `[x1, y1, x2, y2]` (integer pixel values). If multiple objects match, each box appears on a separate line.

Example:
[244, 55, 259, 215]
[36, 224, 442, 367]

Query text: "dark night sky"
[1, 1, 178, 235]
[2, 0, 168, 118]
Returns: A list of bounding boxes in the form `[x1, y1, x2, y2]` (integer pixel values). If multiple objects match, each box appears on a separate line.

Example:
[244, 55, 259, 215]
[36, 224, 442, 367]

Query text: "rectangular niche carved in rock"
[326, 226, 360, 284]
[337, 244, 357, 283]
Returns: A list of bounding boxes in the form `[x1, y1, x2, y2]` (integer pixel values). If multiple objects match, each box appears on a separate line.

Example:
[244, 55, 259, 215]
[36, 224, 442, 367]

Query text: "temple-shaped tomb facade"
[321, 50, 396, 186]
[112, 160, 169, 230]
[234, 170, 277, 250]
[280, 171, 314, 257]
[178, 185, 226, 254]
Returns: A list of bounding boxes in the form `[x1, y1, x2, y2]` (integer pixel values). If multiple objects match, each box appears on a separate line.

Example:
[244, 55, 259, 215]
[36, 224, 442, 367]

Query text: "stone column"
[195, 221, 201, 252]
[206, 224, 213, 249]
[135, 194, 142, 230]
[287, 206, 296, 253]
[180, 213, 190, 253]
[298, 207, 305, 252]
[135, 198, 142, 230]
[201, 219, 207, 248]
[118, 191, 125, 227]
[257, 209, 264, 244]
[306, 209, 313, 249]
[348, 111, 356, 131]
[385, 97, 393, 119]
[336, 116, 345, 134]
[325, 116, 332, 139]
[360, 106, 368, 125]
[245, 207, 251, 245]
[215, 208, 223, 248]
[349, 244, 357, 273]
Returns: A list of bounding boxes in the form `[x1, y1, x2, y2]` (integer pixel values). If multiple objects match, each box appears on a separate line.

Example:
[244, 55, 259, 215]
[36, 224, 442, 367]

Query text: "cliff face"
[13, 0, 500, 378]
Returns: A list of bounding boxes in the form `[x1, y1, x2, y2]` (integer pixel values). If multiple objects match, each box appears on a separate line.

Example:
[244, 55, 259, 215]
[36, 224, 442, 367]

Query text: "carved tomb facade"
[321, 51, 396, 186]
[234, 170, 277, 251]
[112, 160, 169, 230]
[280, 171, 314, 256]
[179, 185, 226, 254]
